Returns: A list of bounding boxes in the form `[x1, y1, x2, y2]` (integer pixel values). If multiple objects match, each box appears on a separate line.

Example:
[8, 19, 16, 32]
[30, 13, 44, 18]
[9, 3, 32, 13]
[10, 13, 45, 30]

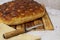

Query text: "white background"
[35, 0, 60, 10]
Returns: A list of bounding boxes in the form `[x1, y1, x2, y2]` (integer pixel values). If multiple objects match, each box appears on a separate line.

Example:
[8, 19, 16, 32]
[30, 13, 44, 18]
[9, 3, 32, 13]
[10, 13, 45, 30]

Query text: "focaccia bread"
[0, 0, 45, 25]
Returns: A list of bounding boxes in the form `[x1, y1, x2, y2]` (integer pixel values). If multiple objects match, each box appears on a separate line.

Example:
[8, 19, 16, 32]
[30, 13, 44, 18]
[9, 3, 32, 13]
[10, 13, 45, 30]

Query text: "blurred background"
[35, 0, 60, 10]
[0, 0, 60, 10]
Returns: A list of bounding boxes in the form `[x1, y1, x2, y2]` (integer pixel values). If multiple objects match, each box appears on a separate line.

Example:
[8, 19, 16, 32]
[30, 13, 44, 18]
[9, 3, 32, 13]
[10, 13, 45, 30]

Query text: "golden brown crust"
[0, 0, 45, 25]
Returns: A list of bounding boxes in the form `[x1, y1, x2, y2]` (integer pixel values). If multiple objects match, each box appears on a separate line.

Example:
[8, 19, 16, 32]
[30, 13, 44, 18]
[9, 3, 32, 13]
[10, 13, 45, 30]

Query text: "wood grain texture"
[42, 11, 54, 30]
[0, 23, 40, 40]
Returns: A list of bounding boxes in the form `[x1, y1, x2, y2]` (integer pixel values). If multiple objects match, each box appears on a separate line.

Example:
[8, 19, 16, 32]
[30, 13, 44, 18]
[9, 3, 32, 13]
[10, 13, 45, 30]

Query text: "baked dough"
[0, 0, 45, 25]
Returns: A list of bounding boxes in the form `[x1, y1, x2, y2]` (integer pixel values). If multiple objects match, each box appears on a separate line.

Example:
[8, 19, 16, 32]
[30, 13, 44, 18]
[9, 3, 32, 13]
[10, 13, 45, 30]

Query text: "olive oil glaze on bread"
[0, 0, 45, 25]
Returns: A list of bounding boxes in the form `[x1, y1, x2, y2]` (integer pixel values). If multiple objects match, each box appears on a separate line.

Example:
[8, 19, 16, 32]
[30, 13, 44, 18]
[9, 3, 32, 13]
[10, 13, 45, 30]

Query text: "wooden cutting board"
[33, 10, 54, 30]
[0, 23, 40, 40]
[42, 11, 54, 30]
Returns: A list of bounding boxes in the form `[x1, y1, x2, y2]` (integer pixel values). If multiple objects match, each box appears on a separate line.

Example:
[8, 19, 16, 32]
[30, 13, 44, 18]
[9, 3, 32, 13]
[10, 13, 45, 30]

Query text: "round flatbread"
[0, 0, 45, 25]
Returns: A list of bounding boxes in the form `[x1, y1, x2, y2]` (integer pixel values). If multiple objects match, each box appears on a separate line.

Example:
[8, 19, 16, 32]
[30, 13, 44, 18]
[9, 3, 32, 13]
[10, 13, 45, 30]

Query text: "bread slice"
[0, 0, 45, 25]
